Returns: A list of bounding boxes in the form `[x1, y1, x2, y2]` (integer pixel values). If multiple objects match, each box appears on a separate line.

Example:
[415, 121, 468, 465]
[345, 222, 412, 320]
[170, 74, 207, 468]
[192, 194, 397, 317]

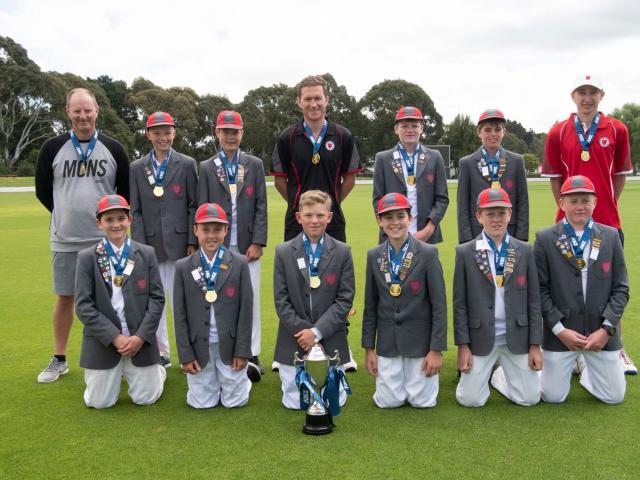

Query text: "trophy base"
[302, 412, 334, 435]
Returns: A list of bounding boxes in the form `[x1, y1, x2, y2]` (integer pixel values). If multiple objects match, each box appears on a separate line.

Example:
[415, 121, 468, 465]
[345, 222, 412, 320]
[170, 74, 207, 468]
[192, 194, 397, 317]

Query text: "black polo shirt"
[272, 119, 361, 240]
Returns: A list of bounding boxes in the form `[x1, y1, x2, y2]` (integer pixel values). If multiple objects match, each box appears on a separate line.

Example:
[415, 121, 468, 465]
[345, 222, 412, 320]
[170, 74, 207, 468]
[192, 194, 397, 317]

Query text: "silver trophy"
[294, 342, 340, 435]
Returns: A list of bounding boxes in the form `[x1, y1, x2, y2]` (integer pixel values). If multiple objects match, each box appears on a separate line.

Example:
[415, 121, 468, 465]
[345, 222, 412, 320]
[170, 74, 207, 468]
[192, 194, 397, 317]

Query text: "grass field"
[1, 182, 638, 480]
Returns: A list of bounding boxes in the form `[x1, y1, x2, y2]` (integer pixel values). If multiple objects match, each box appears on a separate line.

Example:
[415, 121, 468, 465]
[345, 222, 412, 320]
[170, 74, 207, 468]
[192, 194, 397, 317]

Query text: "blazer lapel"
[236, 153, 248, 195]
[415, 144, 427, 180]
[211, 154, 231, 194]
[473, 234, 495, 284]
[503, 239, 520, 285]
[390, 148, 405, 184]
[588, 223, 604, 268]
[95, 242, 112, 293]
[160, 149, 179, 186]
[317, 235, 335, 278]
[213, 248, 233, 291]
[553, 222, 582, 270]
[290, 235, 310, 287]
[189, 252, 207, 291]
[119, 242, 137, 287]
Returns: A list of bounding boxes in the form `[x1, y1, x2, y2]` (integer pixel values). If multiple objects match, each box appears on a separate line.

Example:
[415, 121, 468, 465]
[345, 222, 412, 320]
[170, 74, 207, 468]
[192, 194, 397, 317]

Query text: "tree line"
[2, 36, 638, 177]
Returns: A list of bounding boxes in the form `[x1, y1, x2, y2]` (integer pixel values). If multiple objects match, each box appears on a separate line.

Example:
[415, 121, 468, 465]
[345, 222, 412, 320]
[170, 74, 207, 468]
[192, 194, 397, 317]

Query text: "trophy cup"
[294, 342, 340, 435]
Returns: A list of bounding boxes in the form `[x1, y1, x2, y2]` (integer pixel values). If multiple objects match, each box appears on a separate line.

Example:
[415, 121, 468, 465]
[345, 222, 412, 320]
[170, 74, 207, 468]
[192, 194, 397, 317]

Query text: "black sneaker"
[159, 355, 172, 368]
[251, 356, 266, 375]
[247, 361, 261, 383]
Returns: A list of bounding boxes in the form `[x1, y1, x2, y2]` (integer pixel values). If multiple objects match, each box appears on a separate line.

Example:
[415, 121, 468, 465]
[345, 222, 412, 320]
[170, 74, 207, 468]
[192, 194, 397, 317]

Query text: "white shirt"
[201, 248, 220, 343]
[107, 241, 129, 337]
[480, 232, 507, 345]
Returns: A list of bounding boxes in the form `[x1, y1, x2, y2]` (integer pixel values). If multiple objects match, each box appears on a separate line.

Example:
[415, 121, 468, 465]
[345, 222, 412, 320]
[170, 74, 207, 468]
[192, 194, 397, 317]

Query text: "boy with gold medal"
[172, 203, 253, 409]
[454, 188, 542, 407]
[362, 193, 447, 408]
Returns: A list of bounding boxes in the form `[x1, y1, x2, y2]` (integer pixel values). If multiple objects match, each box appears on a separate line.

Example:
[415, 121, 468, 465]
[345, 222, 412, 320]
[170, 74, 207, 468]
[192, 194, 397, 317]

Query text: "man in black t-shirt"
[271, 75, 361, 242]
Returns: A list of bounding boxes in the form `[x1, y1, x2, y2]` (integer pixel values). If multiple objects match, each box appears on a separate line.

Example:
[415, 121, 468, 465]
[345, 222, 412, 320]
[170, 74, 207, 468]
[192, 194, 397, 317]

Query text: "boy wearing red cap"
[535, 175, 628, 404]
[197, 110, 267, 381]
[542, 76, 635, 374]
[457, 109, 529, 244]
[173, 203, 253, 408]
[372, 106, 449, 245]
[272, 190, 355, 409]
[362, 193, 447, 408]
[129, 112, 198, 368]
[74, 195, 166, 408]
[454, 187, 542, 407]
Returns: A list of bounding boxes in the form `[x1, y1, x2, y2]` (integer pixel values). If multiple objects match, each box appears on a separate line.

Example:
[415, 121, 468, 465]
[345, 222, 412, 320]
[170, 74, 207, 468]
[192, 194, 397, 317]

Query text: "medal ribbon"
[303, 120, 328, 155]
[562, 217, 593, 260]
[397, 143, 418, 178]
[302, 233, 324, 277]
[387, 237, 410, 284]
[151, 149, 172, 187]
[573, 113, 600, 154]
[102, 237, 131, 278]
[295, 366, 328, 411]
[485, 233, 510, 277]
[199, 246, 225, 291]
[69, 130, 99, 167]
[481, 146, 501, 182]
[218, 149, 239, 186]
[323, 366, 352, 417]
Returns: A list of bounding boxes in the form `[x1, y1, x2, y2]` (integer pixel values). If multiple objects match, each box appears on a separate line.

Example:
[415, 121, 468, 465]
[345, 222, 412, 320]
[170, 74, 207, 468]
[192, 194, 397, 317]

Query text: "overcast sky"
[2, 0, 639, 133]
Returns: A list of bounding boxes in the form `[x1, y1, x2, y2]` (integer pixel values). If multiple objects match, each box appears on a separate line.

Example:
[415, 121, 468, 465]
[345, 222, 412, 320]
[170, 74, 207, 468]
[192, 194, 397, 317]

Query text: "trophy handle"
[327, 350, 340, 366]
[294, 351, 305, 366]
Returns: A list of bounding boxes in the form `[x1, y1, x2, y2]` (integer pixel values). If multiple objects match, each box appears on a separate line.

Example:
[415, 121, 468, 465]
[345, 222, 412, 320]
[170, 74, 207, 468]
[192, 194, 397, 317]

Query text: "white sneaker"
[619, 350, 638, 375]
[37, 356, 69, 383]
[572, 354, 586, 376]
[271, 361, 280, 372]
[343, 348, 358, 372]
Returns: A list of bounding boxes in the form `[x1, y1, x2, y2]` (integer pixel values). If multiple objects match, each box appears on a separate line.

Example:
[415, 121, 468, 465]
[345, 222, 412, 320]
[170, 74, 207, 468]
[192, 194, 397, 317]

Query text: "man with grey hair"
[35, 87, 130, 383]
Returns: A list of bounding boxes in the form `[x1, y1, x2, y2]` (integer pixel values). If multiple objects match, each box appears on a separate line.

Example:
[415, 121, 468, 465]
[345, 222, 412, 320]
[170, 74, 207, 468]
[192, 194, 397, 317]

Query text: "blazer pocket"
[175, 223, 188, 233]
[516, 315, 529, 326]
[469, 317, 482, 329]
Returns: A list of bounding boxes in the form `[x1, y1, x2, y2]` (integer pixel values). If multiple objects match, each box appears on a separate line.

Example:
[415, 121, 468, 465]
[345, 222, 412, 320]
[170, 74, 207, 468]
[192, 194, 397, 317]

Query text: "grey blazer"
[196, 152, 268, 254]
[453, 235, 542, 356]
[456, 147, 529, 244]
[173, 249, 253, 367]
[130, 150, 198, 262]
[273, 233, 355, 366]
[75, 240, 164, 370]
[372, 144, 449, 244]
[361, 236, 447, 357]
[534, 222, 628, 352]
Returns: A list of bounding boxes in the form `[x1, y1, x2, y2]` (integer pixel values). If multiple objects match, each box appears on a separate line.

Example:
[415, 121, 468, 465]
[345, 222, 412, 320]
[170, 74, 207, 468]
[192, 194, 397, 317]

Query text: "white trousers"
[230, 246, 261, 356]
[186, 342, 252, 408]
[157, 261, 175, 356]
[374, 355, 439, 408]
[84, 358, 166, 409]
[279, 364, 347, 410]
[457, 345, 540, 407]
[541, 349, 625, 404]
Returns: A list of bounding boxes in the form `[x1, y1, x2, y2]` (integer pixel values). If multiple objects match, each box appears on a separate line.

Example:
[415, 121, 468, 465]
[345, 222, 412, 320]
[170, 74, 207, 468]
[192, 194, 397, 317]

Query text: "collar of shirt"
[200, 247, 220, 267]
[481, 231, 503, 251]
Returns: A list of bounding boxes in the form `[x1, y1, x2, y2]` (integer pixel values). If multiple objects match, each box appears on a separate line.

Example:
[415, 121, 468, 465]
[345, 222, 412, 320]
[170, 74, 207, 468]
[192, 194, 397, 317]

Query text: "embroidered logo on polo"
[599, 137, 610, 148]
[325, 140, 335, 151]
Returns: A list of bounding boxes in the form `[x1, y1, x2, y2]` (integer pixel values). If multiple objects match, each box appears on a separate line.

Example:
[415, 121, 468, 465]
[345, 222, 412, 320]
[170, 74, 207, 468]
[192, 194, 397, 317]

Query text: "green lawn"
[0, 183, 638, 479]
[0, 176, 35, 187]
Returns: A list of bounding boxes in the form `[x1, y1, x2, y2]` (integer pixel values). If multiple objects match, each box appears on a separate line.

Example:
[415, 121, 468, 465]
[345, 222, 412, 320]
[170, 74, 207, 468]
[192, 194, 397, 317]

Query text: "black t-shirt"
[272, 120, 361, 234]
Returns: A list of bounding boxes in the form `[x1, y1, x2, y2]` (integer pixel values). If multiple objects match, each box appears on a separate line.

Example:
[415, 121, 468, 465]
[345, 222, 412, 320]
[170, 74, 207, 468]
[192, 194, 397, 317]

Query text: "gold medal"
[581, 151, 590, 162]
[495, 274, 504, 287]
[576, 258, 586, 269]
[310, 276, 321, 289]
[389, 284, 401, 297]
[229, 183, 237, 194]
[407, 175, 416, 186]
[312, 153, 321, 164]
[205, 290, 217, 303]
[153, 186, 164, 197]
[491, 181, 501, 189]
[78, 163, 87, 175]
[114, 275, 123, 287]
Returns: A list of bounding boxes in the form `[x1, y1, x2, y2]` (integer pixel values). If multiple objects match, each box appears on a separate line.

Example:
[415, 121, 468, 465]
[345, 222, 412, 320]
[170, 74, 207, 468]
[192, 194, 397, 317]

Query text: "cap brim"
[477, 201, 512, 209]
[96, 205, 130, 217]
[478, 116, 506, 125]
[147, 122, 175, 128]
[216, 124, 243, 129]
[196, 217, 229, 224]
[377, 205, 411, 215]
[561, 188, 596, 195]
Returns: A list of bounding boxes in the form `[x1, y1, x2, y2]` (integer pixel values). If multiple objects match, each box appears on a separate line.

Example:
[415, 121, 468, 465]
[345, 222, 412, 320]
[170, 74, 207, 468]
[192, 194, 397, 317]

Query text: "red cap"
[146, 111, 175, 129]
[478, 109, 505, 125]
[96, 194, 130, 217]
[477, 188, 512, 209]
[395, 106, 424, 123]
[195, 203, 229, 224]
[216, 110, 243, 129]
[560, 175, 596, 196]
[377, 193, 412, 215]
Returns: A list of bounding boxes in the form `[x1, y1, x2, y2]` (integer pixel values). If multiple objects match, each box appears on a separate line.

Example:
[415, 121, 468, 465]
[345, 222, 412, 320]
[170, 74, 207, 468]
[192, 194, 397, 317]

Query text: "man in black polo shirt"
[272, 75, 361, 242]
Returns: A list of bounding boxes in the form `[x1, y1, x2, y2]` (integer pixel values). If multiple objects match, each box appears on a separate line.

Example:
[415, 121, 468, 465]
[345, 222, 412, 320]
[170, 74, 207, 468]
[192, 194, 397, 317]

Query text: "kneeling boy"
[362, 193, 447, 408]
[75, 195, 166, 409]
[454, 188, 542, 407]
[173, 203, 253, 408]
[535, 175, 628, 404]
[273, 190, 355, 409]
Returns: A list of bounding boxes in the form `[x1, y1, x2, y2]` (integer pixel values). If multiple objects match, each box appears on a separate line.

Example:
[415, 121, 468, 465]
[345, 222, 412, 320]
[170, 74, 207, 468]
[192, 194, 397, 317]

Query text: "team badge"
[225, 286, 236, 298]
[599, 137, 610, 148]
[516, 274, 526, 287]
[326, 272, 337, 285]
[426, 173, 434, 184]
[325, 140, 335, 151]
[172, 183, 182, 195]
[601, 261, 611, 273]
